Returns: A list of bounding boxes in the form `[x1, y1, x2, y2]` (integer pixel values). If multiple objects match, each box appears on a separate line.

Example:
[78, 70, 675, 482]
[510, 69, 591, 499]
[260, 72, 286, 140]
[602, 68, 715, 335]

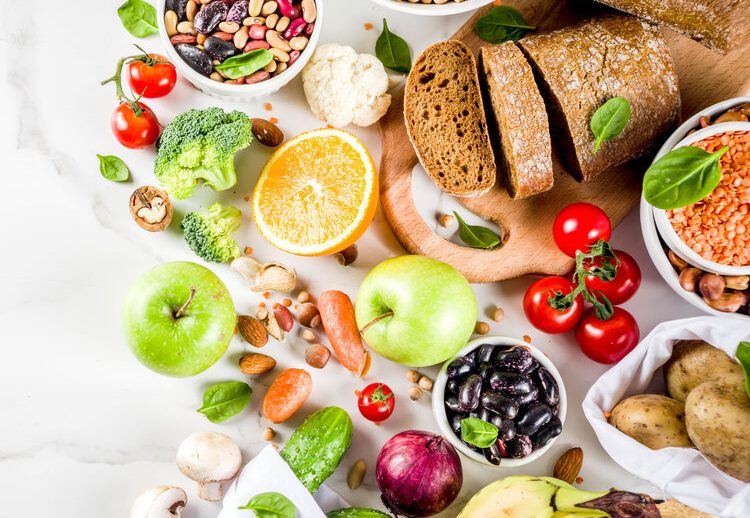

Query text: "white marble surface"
[0, 0, 708, 516]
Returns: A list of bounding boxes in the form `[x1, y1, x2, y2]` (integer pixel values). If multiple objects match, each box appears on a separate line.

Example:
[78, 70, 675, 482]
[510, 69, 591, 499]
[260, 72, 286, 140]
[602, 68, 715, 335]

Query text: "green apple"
[123, 261, 236, 377]
[355, 255, 477, 367]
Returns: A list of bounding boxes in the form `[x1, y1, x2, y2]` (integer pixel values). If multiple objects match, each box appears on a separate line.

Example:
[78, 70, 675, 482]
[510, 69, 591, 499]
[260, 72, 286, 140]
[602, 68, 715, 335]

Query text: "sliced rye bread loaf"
[518, 15, 681, 182]
[595, 0, 750, 54]
[404, 40, 496, 197]
[480, 42, 553, 199]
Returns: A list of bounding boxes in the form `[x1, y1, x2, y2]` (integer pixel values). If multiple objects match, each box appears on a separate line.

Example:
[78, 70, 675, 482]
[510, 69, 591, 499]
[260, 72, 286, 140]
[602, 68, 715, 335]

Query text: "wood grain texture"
[379, 0, 750, 283]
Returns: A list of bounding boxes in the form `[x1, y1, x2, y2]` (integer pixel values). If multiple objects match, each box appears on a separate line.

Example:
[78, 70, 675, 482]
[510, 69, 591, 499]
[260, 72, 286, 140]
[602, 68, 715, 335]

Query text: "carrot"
[262, 368, 312, 424]
[318, 290, 369, 377]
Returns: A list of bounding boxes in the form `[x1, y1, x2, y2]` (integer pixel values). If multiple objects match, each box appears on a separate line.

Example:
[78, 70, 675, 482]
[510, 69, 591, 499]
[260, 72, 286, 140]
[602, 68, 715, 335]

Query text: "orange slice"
[252, 128, 378, 256]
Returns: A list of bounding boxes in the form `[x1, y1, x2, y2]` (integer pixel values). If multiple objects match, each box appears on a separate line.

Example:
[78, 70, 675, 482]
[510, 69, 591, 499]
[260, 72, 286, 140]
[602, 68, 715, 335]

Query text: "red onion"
[375, 430, 462, 517]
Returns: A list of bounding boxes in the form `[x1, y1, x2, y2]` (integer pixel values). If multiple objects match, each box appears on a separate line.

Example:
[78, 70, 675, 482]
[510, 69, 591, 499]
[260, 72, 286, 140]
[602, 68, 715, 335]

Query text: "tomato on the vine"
[553, 203, 612, 257]
[575, 306, 639, 364]
[583, 250, 641, 305]
[127, 53, 177, 98]
[523, 276, 584, 334]
[111, 101, 160, 149]
[358, 383, 395, 422]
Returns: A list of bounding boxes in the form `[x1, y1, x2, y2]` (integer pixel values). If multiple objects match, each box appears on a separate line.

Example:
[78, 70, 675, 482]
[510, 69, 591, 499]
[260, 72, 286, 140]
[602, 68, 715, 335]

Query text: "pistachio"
[129, 186, 173, 232]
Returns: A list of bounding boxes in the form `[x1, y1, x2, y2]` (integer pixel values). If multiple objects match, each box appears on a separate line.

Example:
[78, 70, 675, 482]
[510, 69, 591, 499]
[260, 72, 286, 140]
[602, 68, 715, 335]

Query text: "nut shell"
[129, 186, 173, 232]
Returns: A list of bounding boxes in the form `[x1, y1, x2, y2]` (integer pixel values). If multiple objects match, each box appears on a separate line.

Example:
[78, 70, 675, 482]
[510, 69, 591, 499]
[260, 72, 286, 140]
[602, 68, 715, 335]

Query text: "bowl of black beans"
[432, 336, 566, 466]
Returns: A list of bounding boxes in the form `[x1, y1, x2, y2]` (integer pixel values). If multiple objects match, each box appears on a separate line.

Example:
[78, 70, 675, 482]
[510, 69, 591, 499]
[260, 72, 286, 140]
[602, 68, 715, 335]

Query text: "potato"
[685, 380, 750, 482]
[656, 499, 717, 518]
[664, 340, 742, 402]
[609, 394, 694, 449]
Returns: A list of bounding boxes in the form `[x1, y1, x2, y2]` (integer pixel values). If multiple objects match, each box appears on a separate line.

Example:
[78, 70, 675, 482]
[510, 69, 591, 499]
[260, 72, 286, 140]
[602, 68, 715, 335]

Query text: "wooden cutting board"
[379, 0, 750, 283]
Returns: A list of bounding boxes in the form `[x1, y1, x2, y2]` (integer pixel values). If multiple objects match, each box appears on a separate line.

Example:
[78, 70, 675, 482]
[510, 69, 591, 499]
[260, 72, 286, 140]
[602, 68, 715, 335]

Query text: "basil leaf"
[454, 211, 501, 249]
[375, 19, 412, 74]
[117, 0, 158, 38]
[197, 381, 252, 423]
[736, 341, 750, 400]
[643, 145, 728, 210]
[239, 492, 296, 518]
[215, 49, 274, 79]
[97, 154, 130, 182]
[590, 97, 631, 154]
[474, 6, 535, 44]
[460, 417, 499, 448]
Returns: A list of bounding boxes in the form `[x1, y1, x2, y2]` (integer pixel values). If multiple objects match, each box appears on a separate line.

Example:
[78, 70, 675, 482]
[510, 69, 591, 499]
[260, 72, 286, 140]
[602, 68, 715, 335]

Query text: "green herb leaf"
[736, 341, 750, 400]
[215, 49, 274, 79]
[197, 381, 252, 423]
[375, 19, 412, 74]
[590, 97, 631, 154]
[454, 211, 501, 249]
[643, 145, 728, 210]
[117, 0, 158, 38]
[474, 6, 536, 44]
[460, 417, 499, 448]
[96, 154, 130, 182]
[239, 492, 296, 518]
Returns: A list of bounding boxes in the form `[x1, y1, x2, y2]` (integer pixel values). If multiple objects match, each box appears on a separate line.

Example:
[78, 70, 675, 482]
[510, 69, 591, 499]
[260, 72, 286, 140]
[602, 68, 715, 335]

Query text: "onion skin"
[376, 430, 463, 517]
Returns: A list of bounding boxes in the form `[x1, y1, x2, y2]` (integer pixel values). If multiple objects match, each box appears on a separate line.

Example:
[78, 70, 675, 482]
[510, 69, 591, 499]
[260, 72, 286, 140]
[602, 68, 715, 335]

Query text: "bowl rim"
[156, 0, 323, 95]
[651, 121, 750, 277]
[368, 0, 494, 16]
[432, 335, 567, 468]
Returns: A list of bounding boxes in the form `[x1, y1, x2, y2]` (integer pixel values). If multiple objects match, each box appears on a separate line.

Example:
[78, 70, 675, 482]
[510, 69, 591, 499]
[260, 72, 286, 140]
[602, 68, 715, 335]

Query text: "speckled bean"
[304, 22, 314, 36]
[276, 16, 290, 33]
[234, 26, 250, 49]
[249, 0, 264, 17]
[265, 13, 279, 29]
[301, 0, 317, 23]
[287, 49, 301, 66]
[244, 40, 271, 52]
[186, 0, 198, 21]
[261, 1, 278, 16]
[276, 0, 295, 17]
[249, 24, 268, 40]
[270, 47, 290, 62]
[218, 21, 240, 33]
[212, 31, 234, 41]
[243, 16, 265, 26]
[289, 36, 308, 51]
[246, 70, 271, 84]
[266, 30, 291, 52]
[177, 20, 197, 34]
[165, 10, 179, 36]
[283, 18, 306, 40]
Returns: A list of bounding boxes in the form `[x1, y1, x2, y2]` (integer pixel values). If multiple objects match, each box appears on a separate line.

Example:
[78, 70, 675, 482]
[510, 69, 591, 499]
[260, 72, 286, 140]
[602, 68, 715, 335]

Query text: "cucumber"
[279, 406, 352, 493]
[327, 508, 390, 518]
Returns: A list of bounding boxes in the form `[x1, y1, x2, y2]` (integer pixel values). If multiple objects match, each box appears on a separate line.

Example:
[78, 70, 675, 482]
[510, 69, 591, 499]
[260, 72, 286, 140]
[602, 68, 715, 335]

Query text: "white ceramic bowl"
[640, 96, 750, 319]
[156, 0, 323, 100]
[369, 0, 493, 16]
[432, 336, 567, 467]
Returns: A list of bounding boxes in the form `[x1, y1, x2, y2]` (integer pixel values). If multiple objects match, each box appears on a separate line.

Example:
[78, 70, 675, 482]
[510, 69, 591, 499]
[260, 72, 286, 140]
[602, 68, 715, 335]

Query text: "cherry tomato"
[583, 250, 641, 305]
[553, 203, 612, 257]
[575, 307, 640, 364]
[357, 383, 395, 422]
[127, 54, 177, 98]
[523, 276, 584, 334]
[111, 101, 160, 149]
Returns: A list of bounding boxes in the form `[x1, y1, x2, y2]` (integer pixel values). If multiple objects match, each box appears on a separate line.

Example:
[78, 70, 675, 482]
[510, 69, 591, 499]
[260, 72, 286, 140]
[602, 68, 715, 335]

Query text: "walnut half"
[129, 186, 173, 232]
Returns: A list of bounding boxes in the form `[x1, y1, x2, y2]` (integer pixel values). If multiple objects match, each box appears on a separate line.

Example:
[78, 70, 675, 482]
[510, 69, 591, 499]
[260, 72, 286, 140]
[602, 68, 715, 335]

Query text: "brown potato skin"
[685, 380, 750, 482]
[657, 499, 717, 518]
[664, 340, 743, 402]
[609, 394, 694, 449]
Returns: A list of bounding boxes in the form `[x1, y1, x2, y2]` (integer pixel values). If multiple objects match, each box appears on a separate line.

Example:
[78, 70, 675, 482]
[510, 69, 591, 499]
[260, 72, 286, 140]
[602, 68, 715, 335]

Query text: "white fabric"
[582, 316, 750, 517]
[218, 445, 348, 518]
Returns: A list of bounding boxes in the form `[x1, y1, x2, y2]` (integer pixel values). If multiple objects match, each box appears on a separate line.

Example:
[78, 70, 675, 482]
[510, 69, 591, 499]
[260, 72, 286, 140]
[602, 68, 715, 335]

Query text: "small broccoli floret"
[181, 203, 243, 263]
[155, 107, 253, 199]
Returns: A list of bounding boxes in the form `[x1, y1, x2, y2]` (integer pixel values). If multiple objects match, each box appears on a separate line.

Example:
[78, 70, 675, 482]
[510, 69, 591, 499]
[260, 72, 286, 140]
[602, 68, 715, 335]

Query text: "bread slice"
[404, 40, 496, 197]
[518, 15, 681, 182]
[480, 42, 553, 199]
[596, 0, 750, 54]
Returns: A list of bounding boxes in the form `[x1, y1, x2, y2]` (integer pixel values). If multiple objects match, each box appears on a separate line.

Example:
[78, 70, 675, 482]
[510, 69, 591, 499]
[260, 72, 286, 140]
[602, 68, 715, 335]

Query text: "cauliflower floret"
[302, 43, 392, 127]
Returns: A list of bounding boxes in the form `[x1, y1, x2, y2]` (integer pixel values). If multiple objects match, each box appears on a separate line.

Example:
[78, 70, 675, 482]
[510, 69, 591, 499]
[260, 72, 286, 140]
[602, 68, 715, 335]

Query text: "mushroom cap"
[130, 485, 187, 518]
[176, 431, 242, 482]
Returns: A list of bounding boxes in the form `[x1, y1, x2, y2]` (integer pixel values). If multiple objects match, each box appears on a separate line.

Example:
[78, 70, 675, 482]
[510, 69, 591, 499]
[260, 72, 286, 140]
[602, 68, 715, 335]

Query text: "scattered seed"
[301, 329, 316, 342]
[265, 102, 273, 111]
[575, 476, 584, 484]
[363, 22, 373, 31]
[418, 376, 433, 392]
[347, 459, 366, 490]
[263, 427, 275, 441]
[474, 321, 490, 335]
[409, 386, 424, 401]
[269, 116, 279, 124]
[282, 298, 292, 307]
[406, 369, 420, 383]
[297, 290, 312, 303]
[263, 291, 271, 299]
[244, 246, 254, 255]
[523, 335, 532, 344]
[439, 213, 455, 228]
[492, 307, 505, 322]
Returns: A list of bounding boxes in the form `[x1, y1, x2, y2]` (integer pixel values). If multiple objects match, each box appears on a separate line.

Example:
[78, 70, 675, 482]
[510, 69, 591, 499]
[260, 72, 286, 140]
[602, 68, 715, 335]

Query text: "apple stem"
[359, 311, 394, 335]
[174, 288, 196, 319]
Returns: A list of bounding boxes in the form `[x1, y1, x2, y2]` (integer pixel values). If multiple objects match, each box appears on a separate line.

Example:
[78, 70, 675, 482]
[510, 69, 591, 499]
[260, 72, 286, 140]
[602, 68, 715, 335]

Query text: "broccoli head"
[154, 107, 253, 199]
[181, 203, 243, 263]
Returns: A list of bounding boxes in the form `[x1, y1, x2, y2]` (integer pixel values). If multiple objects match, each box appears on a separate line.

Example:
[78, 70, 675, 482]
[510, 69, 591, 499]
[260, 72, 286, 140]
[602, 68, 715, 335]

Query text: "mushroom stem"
[197, 481, 223, 502]
[174, 288, 196, 319]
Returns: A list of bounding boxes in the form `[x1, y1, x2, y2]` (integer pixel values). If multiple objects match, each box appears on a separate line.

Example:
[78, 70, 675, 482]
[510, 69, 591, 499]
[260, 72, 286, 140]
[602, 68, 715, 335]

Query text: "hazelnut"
[335, 244, 358, 266]
[305, 343, 331, 369]
[295, 302, 321, 328]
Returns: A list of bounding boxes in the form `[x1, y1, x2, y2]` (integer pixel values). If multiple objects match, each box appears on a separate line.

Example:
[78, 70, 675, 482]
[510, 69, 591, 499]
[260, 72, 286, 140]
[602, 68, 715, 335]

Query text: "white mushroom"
[130, 486, 187, 518]
[176, 431, 242, 502]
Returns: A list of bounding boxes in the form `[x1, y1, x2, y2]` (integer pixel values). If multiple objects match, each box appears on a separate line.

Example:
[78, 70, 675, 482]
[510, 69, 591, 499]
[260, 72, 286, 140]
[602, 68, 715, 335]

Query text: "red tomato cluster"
[524, 203, 642, 364]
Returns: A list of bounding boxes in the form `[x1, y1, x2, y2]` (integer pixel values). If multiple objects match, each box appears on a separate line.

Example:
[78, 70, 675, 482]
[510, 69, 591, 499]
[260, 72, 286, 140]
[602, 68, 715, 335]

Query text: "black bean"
[449, 412, 468, 434]
[204, 36, 238, 61]
[194, 0, 228, 34]
[494, 346, 535, 372]
[463, 440, 481, 453]
[484, 441, 504, 465]
[531, 416, 562, 449]
[480, 391, 519, 420]
[445, 396, 462, 413]
[489, 371, 534, 396]
[506, 434, 533, 458]
[166, 0, 188, 20]
[499, 419, 516, 441]
[447, 357, 473, 380]
[478, 362, 494, 381]
[514, 387, 540, 407]
[457, 374, 482, 412]
[534, 367, 560, 406]
[464, 350, 477, 365]
[516, 402, 553, 436]
[526, 358, 540, 373]
[174, 44, 212, 76]
[485, 411, 504, 429]
[226, 0, 248, 23]
[446, 379, 460, 395]
[476, 344, 496, 363]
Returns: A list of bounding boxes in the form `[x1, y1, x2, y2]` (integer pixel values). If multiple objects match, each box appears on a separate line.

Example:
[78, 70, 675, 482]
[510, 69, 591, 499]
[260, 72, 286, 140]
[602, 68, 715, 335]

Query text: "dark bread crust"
[480, 42, 553, 199]
[518, 15, 681, 182]
[404, 40, 496, 197]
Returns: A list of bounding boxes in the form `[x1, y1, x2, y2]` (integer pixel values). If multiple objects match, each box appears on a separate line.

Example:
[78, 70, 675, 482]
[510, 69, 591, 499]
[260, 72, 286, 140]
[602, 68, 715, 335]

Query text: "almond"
[553, 447, 583, 484]
[251, 118, 284, 147]
[237, 315, 269, 347]
[239, 352, 276, 375]
[305, 343, 331, 369]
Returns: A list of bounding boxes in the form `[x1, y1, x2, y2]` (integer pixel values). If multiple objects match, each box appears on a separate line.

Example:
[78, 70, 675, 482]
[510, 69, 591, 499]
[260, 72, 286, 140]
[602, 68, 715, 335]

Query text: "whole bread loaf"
[480, 42, 553, 199]
[596, 0, 750, 54]
[518, 15, 681, 182]
[405, 40, 496, 197]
